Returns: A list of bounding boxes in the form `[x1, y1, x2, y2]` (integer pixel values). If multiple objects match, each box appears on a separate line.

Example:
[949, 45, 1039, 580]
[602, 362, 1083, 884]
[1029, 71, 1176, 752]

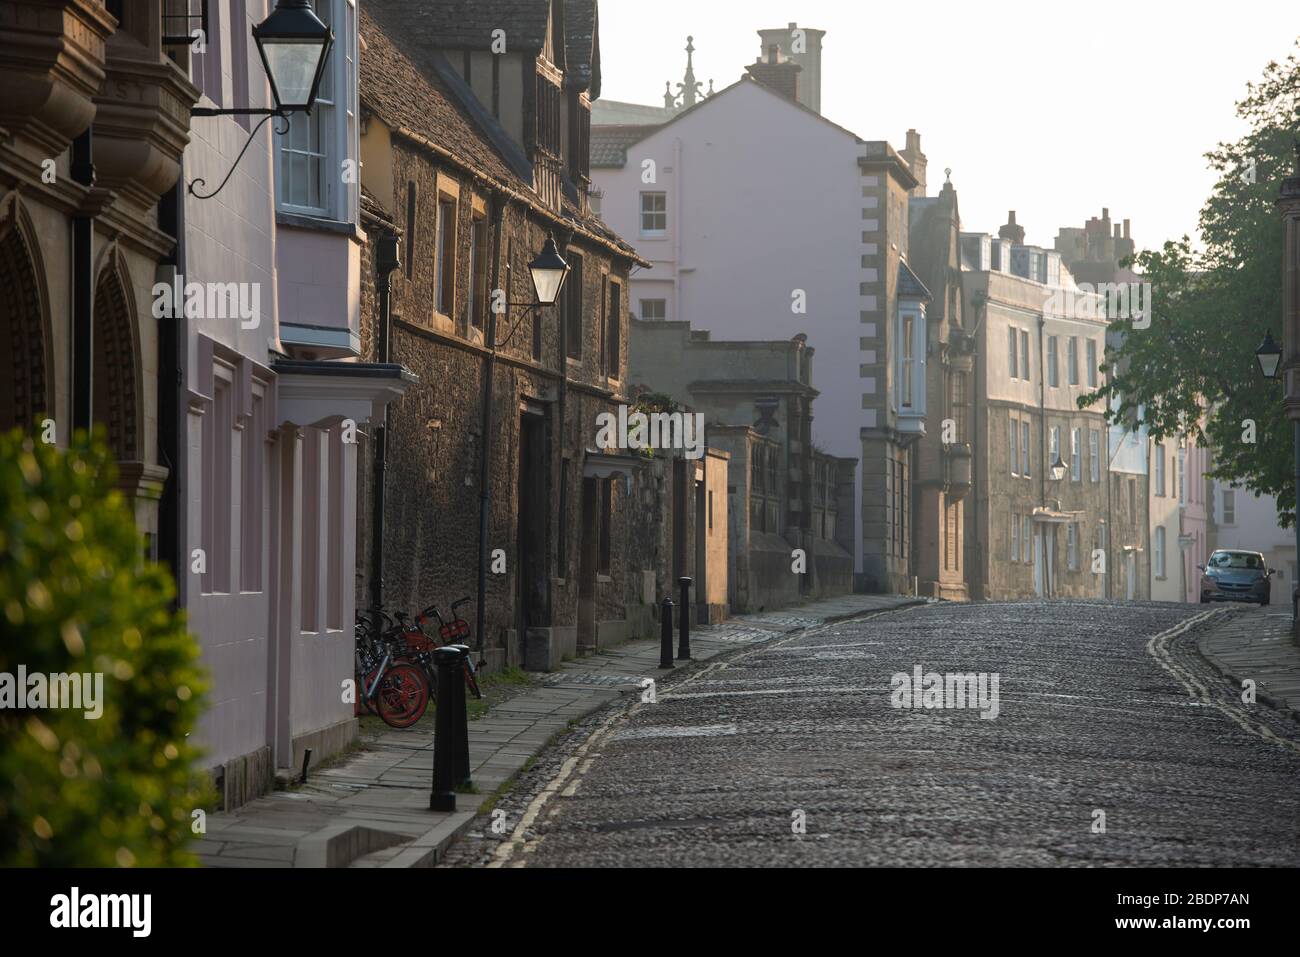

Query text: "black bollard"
[449, 644, 472, 789]
[677, 577, 693, 660]
[659, 597, 675, 669]
[429, 646, 461, 812]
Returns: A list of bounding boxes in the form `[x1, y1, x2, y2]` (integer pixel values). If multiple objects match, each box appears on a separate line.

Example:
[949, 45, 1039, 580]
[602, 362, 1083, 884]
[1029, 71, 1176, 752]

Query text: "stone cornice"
[0, 0, 117, 153]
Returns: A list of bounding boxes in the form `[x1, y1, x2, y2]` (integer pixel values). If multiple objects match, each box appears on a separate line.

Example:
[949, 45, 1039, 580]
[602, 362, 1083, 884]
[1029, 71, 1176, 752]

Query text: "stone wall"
[355, 136, 641, 672]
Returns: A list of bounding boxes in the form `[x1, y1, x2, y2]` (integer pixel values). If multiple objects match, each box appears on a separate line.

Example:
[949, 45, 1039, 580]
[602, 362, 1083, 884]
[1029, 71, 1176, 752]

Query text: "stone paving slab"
[196, 592, 918, 867]
[1197, 606, 1300, 719]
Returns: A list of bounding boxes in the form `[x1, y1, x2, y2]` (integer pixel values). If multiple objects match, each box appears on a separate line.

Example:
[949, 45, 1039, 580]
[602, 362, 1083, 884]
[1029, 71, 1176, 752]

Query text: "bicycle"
[408, 597, 482, 700]
[354, 611, 430, 728]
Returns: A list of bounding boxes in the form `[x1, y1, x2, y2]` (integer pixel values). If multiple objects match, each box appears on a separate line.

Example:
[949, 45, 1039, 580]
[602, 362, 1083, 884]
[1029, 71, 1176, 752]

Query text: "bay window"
[275, 0, 358, 223]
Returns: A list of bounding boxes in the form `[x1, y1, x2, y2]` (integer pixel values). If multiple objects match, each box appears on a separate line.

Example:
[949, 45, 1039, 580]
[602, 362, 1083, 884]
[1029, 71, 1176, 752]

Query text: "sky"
[595, 0, 1299, 252]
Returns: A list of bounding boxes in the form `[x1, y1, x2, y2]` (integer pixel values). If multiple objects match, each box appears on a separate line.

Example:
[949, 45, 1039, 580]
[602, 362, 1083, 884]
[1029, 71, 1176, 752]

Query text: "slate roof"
[374, 0, 553, 53]
[591, 124, 659, 167]
[898, 260, 934, 303]
[362, 3, 523, 189]
[565, 0, 599, 95]
[360, 1, 642, 262]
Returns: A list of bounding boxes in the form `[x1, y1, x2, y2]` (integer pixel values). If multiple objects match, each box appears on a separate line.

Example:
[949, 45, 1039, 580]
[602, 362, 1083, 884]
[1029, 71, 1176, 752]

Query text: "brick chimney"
[757, 22, 825, 114]
[745, 44, 801, 104]
[999, 211, 1025, 245]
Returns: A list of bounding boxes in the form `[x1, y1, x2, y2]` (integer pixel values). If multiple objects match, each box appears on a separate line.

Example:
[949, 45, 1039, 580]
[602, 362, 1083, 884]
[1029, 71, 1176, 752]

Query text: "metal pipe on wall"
[71, 129, 95, 434]
[475, 193, 506, 665]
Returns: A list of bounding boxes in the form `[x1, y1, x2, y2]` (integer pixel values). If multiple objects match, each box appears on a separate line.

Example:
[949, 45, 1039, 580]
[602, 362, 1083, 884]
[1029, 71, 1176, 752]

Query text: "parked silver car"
[1199, 549, 1274, 606]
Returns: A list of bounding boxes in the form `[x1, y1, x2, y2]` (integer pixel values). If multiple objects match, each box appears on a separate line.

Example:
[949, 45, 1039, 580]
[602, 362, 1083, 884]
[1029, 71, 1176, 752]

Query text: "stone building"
[591, 22, 944, 596]
[2, 1, 415, 808]
[0, 0, 195, 543]
[962, 215, 1116, 600]
[629, 320, 854, 613]
[1054, 209, 1151, 600]
[355, 0, 685, 673]
[907, 175, 972, 600]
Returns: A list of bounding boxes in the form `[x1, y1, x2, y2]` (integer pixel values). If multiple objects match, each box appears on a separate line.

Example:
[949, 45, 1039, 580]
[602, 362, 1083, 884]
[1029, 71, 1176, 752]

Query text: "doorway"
[1033, 527, 1044, 597]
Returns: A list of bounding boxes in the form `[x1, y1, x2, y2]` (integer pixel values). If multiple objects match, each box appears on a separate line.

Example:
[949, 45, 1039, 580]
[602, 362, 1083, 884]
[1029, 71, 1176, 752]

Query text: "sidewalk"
[195, 592, 921, 868]
[1196, 605, 1300, 719]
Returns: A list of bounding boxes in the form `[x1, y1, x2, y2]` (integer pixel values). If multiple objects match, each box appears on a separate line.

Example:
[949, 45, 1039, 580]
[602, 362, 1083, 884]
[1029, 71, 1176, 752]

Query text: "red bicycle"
[354, 611, 430, 728]
[405, 597, 482, 700]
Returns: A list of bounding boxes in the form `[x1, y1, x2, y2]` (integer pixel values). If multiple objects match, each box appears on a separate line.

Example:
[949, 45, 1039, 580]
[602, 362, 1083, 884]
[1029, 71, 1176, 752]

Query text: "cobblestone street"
[444, 601, 1300, 867]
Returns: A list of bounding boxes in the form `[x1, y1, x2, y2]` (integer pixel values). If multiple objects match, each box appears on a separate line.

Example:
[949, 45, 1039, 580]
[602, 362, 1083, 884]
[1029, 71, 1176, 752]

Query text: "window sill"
[276, 211, 364, 243]
[596, 573, 612, 583]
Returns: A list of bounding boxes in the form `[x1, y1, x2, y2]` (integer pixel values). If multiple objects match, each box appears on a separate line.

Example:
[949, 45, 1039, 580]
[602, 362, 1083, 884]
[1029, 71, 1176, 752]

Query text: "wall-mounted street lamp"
[1048, 453, 1068, 483]
[1256, 331, 1282, 380]
[252, 0, 335, 113]
[495, 233, 571, 346]
[526, 234, 572, 306]
[187, 0, 335, 199]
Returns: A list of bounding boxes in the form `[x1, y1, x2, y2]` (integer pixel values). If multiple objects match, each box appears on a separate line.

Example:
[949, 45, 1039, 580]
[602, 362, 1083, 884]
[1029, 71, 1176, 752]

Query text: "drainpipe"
[158, 174, 186, 600]
[71, 129, 95, 433]
[1037, 314, 1050, 598]
[475, 194, 506, 664]
[553, 225, 574, 651]
[673, 137, 683, 324]
[369, 230, 401, 637]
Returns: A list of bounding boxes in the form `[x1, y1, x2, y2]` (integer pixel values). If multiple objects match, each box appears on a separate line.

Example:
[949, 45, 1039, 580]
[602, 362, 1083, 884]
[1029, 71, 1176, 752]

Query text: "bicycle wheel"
[375, 663, 429, 729]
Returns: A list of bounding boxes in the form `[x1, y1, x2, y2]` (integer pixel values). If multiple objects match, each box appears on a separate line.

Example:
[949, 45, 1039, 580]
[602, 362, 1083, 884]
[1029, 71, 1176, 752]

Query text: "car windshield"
[1208, 551, 1262, 570]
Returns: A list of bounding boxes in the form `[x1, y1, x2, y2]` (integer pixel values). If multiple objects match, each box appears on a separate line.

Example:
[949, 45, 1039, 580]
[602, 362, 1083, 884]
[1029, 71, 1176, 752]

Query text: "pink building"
[1176, 430, 1210, 602]
[173, 0, 410, 808]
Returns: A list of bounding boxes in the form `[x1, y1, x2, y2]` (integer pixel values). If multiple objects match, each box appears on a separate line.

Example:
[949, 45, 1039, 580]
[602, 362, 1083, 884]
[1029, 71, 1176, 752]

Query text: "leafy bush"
[0, 427, 212, 866]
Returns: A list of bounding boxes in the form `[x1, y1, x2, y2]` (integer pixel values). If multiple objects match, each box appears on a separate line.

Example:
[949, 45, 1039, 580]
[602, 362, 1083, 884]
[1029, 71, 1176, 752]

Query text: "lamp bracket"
[186, 111, 291, 201]
[494, 302, 542, 349]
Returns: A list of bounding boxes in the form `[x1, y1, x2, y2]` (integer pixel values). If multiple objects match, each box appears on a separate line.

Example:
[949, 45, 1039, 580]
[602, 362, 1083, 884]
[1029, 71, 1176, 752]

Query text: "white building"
[174, 0, 410, 807]
[1209, 482, 1295, 604]
[1149, 436, 1183, 601]
[591, 53, 928, 591]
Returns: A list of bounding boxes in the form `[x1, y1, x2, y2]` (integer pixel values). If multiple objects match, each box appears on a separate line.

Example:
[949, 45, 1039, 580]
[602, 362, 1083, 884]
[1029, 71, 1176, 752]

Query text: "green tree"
[0, 427, 213, 866]
[1081, 43, 1300, 524]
